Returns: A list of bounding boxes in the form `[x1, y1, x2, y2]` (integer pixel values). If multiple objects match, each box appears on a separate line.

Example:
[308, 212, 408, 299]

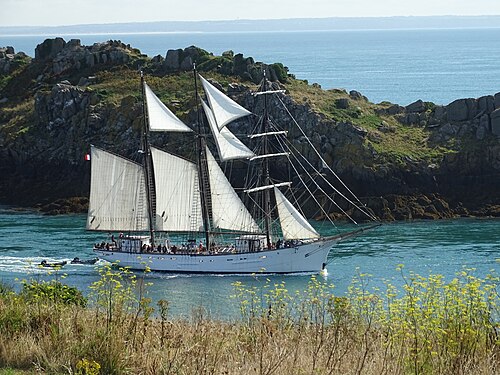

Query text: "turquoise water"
[0, 208, 498, 318]
[1, 28, 500, 105]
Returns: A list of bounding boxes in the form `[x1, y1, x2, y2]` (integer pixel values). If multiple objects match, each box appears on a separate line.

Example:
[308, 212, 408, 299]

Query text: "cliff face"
[0, 38, 499, 219]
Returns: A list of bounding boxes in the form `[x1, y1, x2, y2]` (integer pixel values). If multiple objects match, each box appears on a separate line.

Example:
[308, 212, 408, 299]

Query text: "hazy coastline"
[2, 15, 500, 36]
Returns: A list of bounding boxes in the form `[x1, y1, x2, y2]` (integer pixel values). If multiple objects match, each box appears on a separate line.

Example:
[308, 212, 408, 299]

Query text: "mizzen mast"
[246, 71, 288, 248]
[260, 72, 276, 249]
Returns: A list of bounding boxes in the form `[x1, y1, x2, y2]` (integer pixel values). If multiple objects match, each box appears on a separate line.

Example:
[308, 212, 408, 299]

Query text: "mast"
[140, 72, 156, 246]
[193, 64, 213, 249]
[261, 71, 272, 249]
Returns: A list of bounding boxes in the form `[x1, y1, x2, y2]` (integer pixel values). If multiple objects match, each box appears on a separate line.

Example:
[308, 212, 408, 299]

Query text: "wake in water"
[0, 256, 102, 274]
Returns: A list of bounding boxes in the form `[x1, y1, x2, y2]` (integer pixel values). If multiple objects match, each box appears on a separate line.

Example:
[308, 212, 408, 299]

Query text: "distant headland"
[2, 15, 500, 36]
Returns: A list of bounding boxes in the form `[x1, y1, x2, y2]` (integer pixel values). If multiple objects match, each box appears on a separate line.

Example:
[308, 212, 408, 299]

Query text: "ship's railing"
[93, 238, 315, 256]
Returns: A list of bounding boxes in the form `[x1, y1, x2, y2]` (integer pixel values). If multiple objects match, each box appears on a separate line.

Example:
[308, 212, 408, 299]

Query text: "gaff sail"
[87, 146, 149, 231]
[151, 147, 203, 232]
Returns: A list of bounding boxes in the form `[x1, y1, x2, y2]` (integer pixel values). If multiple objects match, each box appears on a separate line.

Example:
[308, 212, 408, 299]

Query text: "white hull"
[94, 238, 339, 274]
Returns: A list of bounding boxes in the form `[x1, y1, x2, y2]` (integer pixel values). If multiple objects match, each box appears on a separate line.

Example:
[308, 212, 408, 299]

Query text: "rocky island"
[0, 38, 499, 220]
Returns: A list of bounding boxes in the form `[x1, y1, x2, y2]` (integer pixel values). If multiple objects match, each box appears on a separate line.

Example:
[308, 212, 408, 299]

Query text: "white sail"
[201, 99, 254, 161]
[200, 75, 252, 130]
[87, 146, 149, 231]
[274, 187, 320, 240]
[151, 147, 203, 232]
[206, 147, 260, 233]
[144, 83, 192, 132]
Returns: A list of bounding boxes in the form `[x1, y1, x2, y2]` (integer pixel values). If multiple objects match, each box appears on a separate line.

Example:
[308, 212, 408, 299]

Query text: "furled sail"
[144, 83, 192, 132]
[87, 146, 149, 231]
[205, 147, 260, 233]
[274, 187, 320, 240]
[200, 75, 252, 130]
[151, 147, 203, 232]
[201, 99, 254, 161]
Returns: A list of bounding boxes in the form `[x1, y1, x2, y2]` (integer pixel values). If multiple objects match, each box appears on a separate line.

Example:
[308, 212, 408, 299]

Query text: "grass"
[0, 370, 34, 375]
[284, 79, 455, 164]
[90, 69, 143, 106]
[0, 54, 31, 93]
[90, 68, 256, 124]
[0, 75, 11, 93]
[368, 127, 456, 165]
[0, 265, 497, 374]
[0, 99, 34, 143]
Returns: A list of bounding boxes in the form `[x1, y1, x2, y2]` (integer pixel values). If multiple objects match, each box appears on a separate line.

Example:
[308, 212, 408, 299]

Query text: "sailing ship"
[89, 67, 379, 273]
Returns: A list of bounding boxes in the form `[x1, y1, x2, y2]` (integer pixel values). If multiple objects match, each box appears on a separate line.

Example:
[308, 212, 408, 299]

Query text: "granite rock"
[35, 38, 66, 61]
[491, 108, 500, 136]
[349, 90, 365, 100]
[335, 98, 349, 109]
[495, 92, 500, 109]
[406, 99, 426, 113]
[478, 95, 495, 114]
[446, 98, 477, 122]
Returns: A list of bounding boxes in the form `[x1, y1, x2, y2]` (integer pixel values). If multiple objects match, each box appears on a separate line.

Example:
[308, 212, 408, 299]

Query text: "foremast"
[193, 65, 213, 249]
[140, 71, 157, 246]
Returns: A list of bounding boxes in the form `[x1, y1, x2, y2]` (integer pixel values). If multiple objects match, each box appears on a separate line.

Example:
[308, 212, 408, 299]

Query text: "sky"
[2, 0, 500, 27]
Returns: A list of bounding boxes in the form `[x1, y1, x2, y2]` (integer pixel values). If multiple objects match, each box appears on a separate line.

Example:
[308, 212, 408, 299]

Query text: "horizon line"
[2, 14, 500, 29]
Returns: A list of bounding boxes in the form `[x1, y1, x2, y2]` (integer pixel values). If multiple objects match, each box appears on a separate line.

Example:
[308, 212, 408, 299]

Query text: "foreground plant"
[0, 266, 497, 374]
[232, 268, 499, 374]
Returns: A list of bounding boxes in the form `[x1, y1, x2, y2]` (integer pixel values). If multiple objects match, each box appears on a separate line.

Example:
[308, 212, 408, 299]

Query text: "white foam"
[0, 256, 71, 274]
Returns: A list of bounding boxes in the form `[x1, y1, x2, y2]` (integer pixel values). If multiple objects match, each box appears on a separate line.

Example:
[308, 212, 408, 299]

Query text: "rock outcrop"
[0, 46, 31, 76]
[150, 46, 290, 84]
[491, 108, 500, 136]
[0, 38, 499, 221]
[34, 38, 140, 76]
[391, 94, 500, 140]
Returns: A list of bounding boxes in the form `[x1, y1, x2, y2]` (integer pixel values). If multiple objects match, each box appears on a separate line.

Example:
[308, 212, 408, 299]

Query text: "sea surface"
[0, 208, 498, 319]
[1, 28, 500, 105]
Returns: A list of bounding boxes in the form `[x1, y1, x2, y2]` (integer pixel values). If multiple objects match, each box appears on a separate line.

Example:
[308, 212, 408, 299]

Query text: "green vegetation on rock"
[285, 79, 455, 165]
[0, 100, 34, 143]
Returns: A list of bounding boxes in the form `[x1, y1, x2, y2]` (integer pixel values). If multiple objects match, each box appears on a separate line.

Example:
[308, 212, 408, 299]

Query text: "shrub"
[270, 62, 289, 83]
[20, 280, 87, 307]
[0, 280, 14, 297]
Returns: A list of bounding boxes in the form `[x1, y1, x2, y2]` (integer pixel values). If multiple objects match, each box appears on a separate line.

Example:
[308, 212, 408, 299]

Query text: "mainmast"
[140, 72, 156, 246]
[261, 72, 272, 249]
[193, 65, 213, 250]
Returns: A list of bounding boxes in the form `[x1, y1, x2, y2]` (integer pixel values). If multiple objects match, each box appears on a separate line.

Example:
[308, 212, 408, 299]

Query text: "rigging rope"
[275, 94, 379, 222]
[274, 133, 355, 225]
